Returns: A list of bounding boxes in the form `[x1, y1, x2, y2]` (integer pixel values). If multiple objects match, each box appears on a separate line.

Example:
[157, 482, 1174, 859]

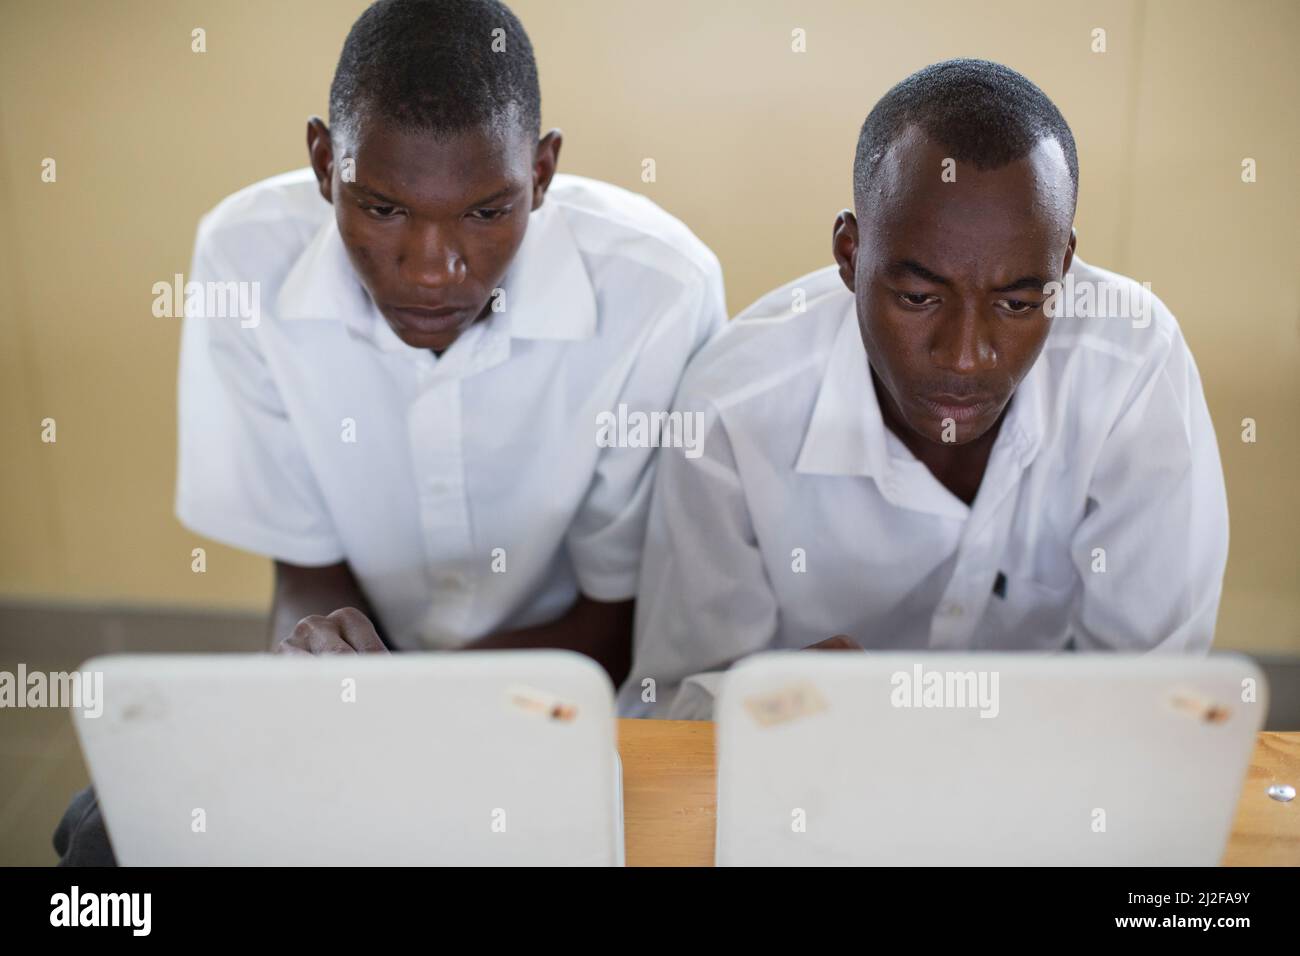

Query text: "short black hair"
[329, 0, 540, 145]
[854, 59, 1078, 211]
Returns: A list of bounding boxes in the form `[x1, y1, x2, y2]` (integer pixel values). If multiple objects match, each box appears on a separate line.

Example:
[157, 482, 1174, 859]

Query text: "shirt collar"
[274, 191, 598, 351]
[795, 299, 1048, 479]
[795, 301, 889, 478]
[502, 193, 598, 340]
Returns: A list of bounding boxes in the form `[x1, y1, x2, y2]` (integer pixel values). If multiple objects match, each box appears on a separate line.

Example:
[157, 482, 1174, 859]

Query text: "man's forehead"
[349, 116, 528, 166]
[867, 125, 1073, 217]
[343, 117, 533, 203]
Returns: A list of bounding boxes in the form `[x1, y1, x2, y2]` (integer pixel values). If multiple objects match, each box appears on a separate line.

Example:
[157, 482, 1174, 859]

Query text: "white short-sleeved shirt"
[176, 169, 726, 649]
[618, 258, 1228, 719]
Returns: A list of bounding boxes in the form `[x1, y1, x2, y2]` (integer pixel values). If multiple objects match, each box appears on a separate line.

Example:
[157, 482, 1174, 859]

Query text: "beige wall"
[1, 0, 1296, 652]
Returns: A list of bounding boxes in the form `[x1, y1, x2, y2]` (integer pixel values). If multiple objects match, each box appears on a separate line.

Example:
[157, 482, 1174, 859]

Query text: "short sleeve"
[1067, 331, 1228, 653]
[616, 394, 780, 718]
[565, 263, 727, 600]
[174, 221, 345, 565]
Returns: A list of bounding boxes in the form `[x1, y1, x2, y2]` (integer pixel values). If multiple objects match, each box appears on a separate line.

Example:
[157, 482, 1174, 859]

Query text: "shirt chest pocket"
[979, 572, 1075, 649]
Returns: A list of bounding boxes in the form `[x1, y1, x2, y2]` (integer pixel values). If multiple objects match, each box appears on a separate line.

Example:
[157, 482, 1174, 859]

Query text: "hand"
[804, 634, 863, 651]
[274, 607, 390, 655]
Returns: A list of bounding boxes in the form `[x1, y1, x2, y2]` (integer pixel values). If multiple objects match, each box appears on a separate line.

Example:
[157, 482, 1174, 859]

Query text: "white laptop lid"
[715, 653, 1266, 866]
[73, 651, 623, 866]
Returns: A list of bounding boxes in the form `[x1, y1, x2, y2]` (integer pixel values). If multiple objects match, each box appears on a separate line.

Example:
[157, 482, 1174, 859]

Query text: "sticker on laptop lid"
[743, 681, 828, 727]
[507, 684, 578, 722]
[1168, 688, 1230, 724]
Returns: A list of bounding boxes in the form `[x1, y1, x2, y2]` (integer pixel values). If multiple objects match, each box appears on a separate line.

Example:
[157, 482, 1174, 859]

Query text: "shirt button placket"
[412, 381, 474, 637]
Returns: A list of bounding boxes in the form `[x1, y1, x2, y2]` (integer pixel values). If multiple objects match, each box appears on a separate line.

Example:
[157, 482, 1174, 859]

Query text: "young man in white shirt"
[619, 59, 1228, 720]
[176, 0, 725, 676]
[53, 0, 723, 864]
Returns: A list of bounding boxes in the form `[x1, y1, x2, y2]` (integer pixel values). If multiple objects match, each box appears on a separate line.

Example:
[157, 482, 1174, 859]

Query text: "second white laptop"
[715, 652, 1266, 866]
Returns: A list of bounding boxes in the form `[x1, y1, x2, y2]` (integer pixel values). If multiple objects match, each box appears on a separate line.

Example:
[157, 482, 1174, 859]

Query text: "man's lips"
[387, 303, 473, 333]
[915, 392, 999, 423]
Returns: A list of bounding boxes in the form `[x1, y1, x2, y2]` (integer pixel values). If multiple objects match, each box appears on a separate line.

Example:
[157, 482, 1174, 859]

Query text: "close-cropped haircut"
[854, 59, 1078, 211]
[328, 0, 541, 144]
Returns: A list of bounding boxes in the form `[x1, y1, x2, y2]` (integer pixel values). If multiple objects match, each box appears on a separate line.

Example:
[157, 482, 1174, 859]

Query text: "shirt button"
[940, 602, 965, 618]
[435, 573, 467, 590]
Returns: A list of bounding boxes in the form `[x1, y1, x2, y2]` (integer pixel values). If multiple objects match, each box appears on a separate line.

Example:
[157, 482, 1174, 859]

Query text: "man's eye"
[898, 292, 936, 308]
[362, 204, 399, 219]
[470, 207, 509, 222]
[999, 298, 1040, 315]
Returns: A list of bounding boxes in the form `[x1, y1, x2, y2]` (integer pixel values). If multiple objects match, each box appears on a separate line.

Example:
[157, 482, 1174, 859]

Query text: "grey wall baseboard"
[1253, 658, 1300, 731]
[0, 599, 267, 660]
[1, 600, 1297, 730]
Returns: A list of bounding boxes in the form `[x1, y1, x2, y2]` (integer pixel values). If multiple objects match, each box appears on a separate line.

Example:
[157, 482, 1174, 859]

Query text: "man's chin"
[906, 404, 1003, 447]
[392, 327, 461, 352]
[380, 301, 490, 353]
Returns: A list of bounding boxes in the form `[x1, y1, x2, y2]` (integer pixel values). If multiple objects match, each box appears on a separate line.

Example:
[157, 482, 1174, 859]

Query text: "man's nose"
[398, 223, 467, 289]
[929, 303, 996, 374]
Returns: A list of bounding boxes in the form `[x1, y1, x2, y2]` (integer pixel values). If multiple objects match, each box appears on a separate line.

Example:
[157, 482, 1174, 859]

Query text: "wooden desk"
[616, 719, 1300, 867]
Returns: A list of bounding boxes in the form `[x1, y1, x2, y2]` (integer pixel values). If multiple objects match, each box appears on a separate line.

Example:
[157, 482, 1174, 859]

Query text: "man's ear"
[306, 117, 335, 205]
[832, 210, 859, 292]
[1061, 226, 1078, 276]
[531, 129, 563, 211]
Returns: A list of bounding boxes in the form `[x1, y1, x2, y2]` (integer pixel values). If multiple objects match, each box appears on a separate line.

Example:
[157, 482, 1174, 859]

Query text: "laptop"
[715, 652, 1266, 865]
[72, 651, 624, 865]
